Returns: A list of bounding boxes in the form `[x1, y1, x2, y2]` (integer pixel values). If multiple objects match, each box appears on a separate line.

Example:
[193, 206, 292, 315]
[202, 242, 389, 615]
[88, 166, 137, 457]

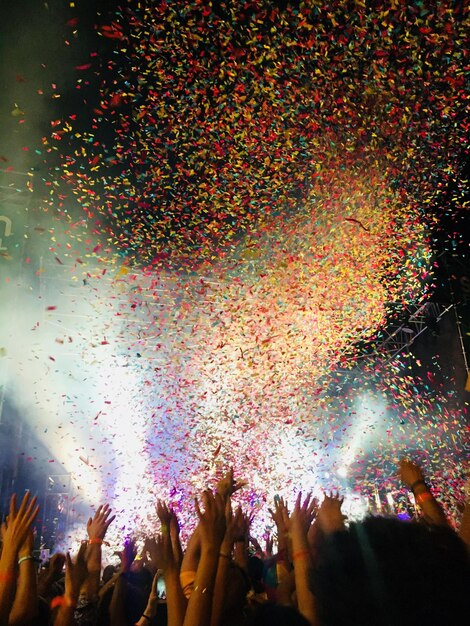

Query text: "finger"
[202, 490, 212, 511]
[295, 492, 302, 509]
[303, 492, 312, 509]
[195, 497, 202, 519]
[9, 493, 17, 520]
[24, 496, 39, 523]
[16, 491, 31, 517]
[225, 498, 232, 521]
[28, 504, 40, 526]
[77, 541, 88, 562]
[105, 515, 116, 529]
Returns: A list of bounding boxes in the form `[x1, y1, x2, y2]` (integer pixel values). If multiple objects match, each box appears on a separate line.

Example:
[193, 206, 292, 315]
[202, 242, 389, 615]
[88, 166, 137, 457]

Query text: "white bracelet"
[18, 555, 34, 565]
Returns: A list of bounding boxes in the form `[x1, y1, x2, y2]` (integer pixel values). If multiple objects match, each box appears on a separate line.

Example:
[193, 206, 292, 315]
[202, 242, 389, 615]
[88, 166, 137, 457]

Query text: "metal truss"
[357, 301, 455, 366]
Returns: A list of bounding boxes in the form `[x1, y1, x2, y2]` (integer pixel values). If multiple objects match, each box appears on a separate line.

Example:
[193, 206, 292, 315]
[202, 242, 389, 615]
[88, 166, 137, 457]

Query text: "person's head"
[311, 516, 470, 626]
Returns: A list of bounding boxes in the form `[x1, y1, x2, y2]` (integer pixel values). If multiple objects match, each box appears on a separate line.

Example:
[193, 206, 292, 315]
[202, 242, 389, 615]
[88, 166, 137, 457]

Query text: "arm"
[109, 539, 136, 626]
[53, 543, 88, 626]
[183, 491, 226, 626]
[8, 527, 37, 625]
[180, 526, 201, 598]
[399, 458, 449, 527]
[0, 493, 39, 626]
[268, 496, 291, 596]
[37, 553, 66, 601]
[232, 510, 251, 573]
[83, 504, 115, 600]
[288, 493, 318, 626]
[459, 498, 470, 549]
[135, 571, 160, 626]
[210, 501, 236, 626]
[156, 501, 187, 626]
[268, 496, 291, 563]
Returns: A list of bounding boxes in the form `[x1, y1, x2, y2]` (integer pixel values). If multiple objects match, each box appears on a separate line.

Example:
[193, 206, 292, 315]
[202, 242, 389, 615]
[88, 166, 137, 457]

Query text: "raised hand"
[49, 552, 66, 577]
[215, 468, 246, 500]
[156, 499, 183, 567]
[289, 492, 318, 536]
[316, 491, 346, 533]
[18, 524, 35, 560]
[268, 495, 290, 536]
[225, 505, 252, 545]
[87, 503, 115, 541]
[399, 458, 425, 489]
[116, 539, 137, 573]
[1, 492, 39, 557]
[156, 499, 173, 528]
[265, 531, 274, 557]
[195, 490, 226, 549]
[65, 542, 88, 604]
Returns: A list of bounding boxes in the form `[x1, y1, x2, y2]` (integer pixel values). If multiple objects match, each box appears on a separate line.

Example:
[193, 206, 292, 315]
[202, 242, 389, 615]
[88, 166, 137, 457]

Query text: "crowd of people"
[0, 459, 469, 626]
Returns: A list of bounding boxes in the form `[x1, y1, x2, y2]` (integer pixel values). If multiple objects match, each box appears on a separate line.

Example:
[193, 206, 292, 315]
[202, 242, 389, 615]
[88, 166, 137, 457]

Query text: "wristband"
[292, 550, 310, 561]
[51, 595, 77, 609]
[0, 571, 15, 583]
[415, 491, 433, 506]
[410, 479, 426, 492]
[219, 552, 231, 560]
[18, 555, 34, 565]
[88, 538, 103, 545]
[142, 615, 151, 621]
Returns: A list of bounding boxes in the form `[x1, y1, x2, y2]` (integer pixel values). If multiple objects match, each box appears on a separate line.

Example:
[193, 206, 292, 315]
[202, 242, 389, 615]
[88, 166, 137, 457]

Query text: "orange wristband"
[292, 550, 310, 561]
[88, 538, 103, 545]
[0, 571, 15, 583]
[415, 492, 433, 506]
[51, 595, 77, 609]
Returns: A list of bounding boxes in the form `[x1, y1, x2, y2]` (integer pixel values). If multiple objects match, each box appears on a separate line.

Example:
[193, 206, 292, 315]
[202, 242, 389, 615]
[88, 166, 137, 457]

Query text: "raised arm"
[288, 492, 318, 626]
[211, 502, 252, 626]
[155, 500, 187, 626]
[37, 553, 66, 601]
[0, 493, 39, 626]
[399, 458, 449, 527]
[8, 523, 38, 625]
[109, 539, 137, 626]
[83, 503, 115, 600]
[53, 543, 88, 626]
[183, 490, 226, 626]
[268, 496, 291, 564]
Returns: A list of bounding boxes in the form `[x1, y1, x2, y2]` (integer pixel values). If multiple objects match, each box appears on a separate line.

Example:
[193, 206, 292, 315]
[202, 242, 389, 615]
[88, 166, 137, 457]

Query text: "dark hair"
[311, 516, 470, 626]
